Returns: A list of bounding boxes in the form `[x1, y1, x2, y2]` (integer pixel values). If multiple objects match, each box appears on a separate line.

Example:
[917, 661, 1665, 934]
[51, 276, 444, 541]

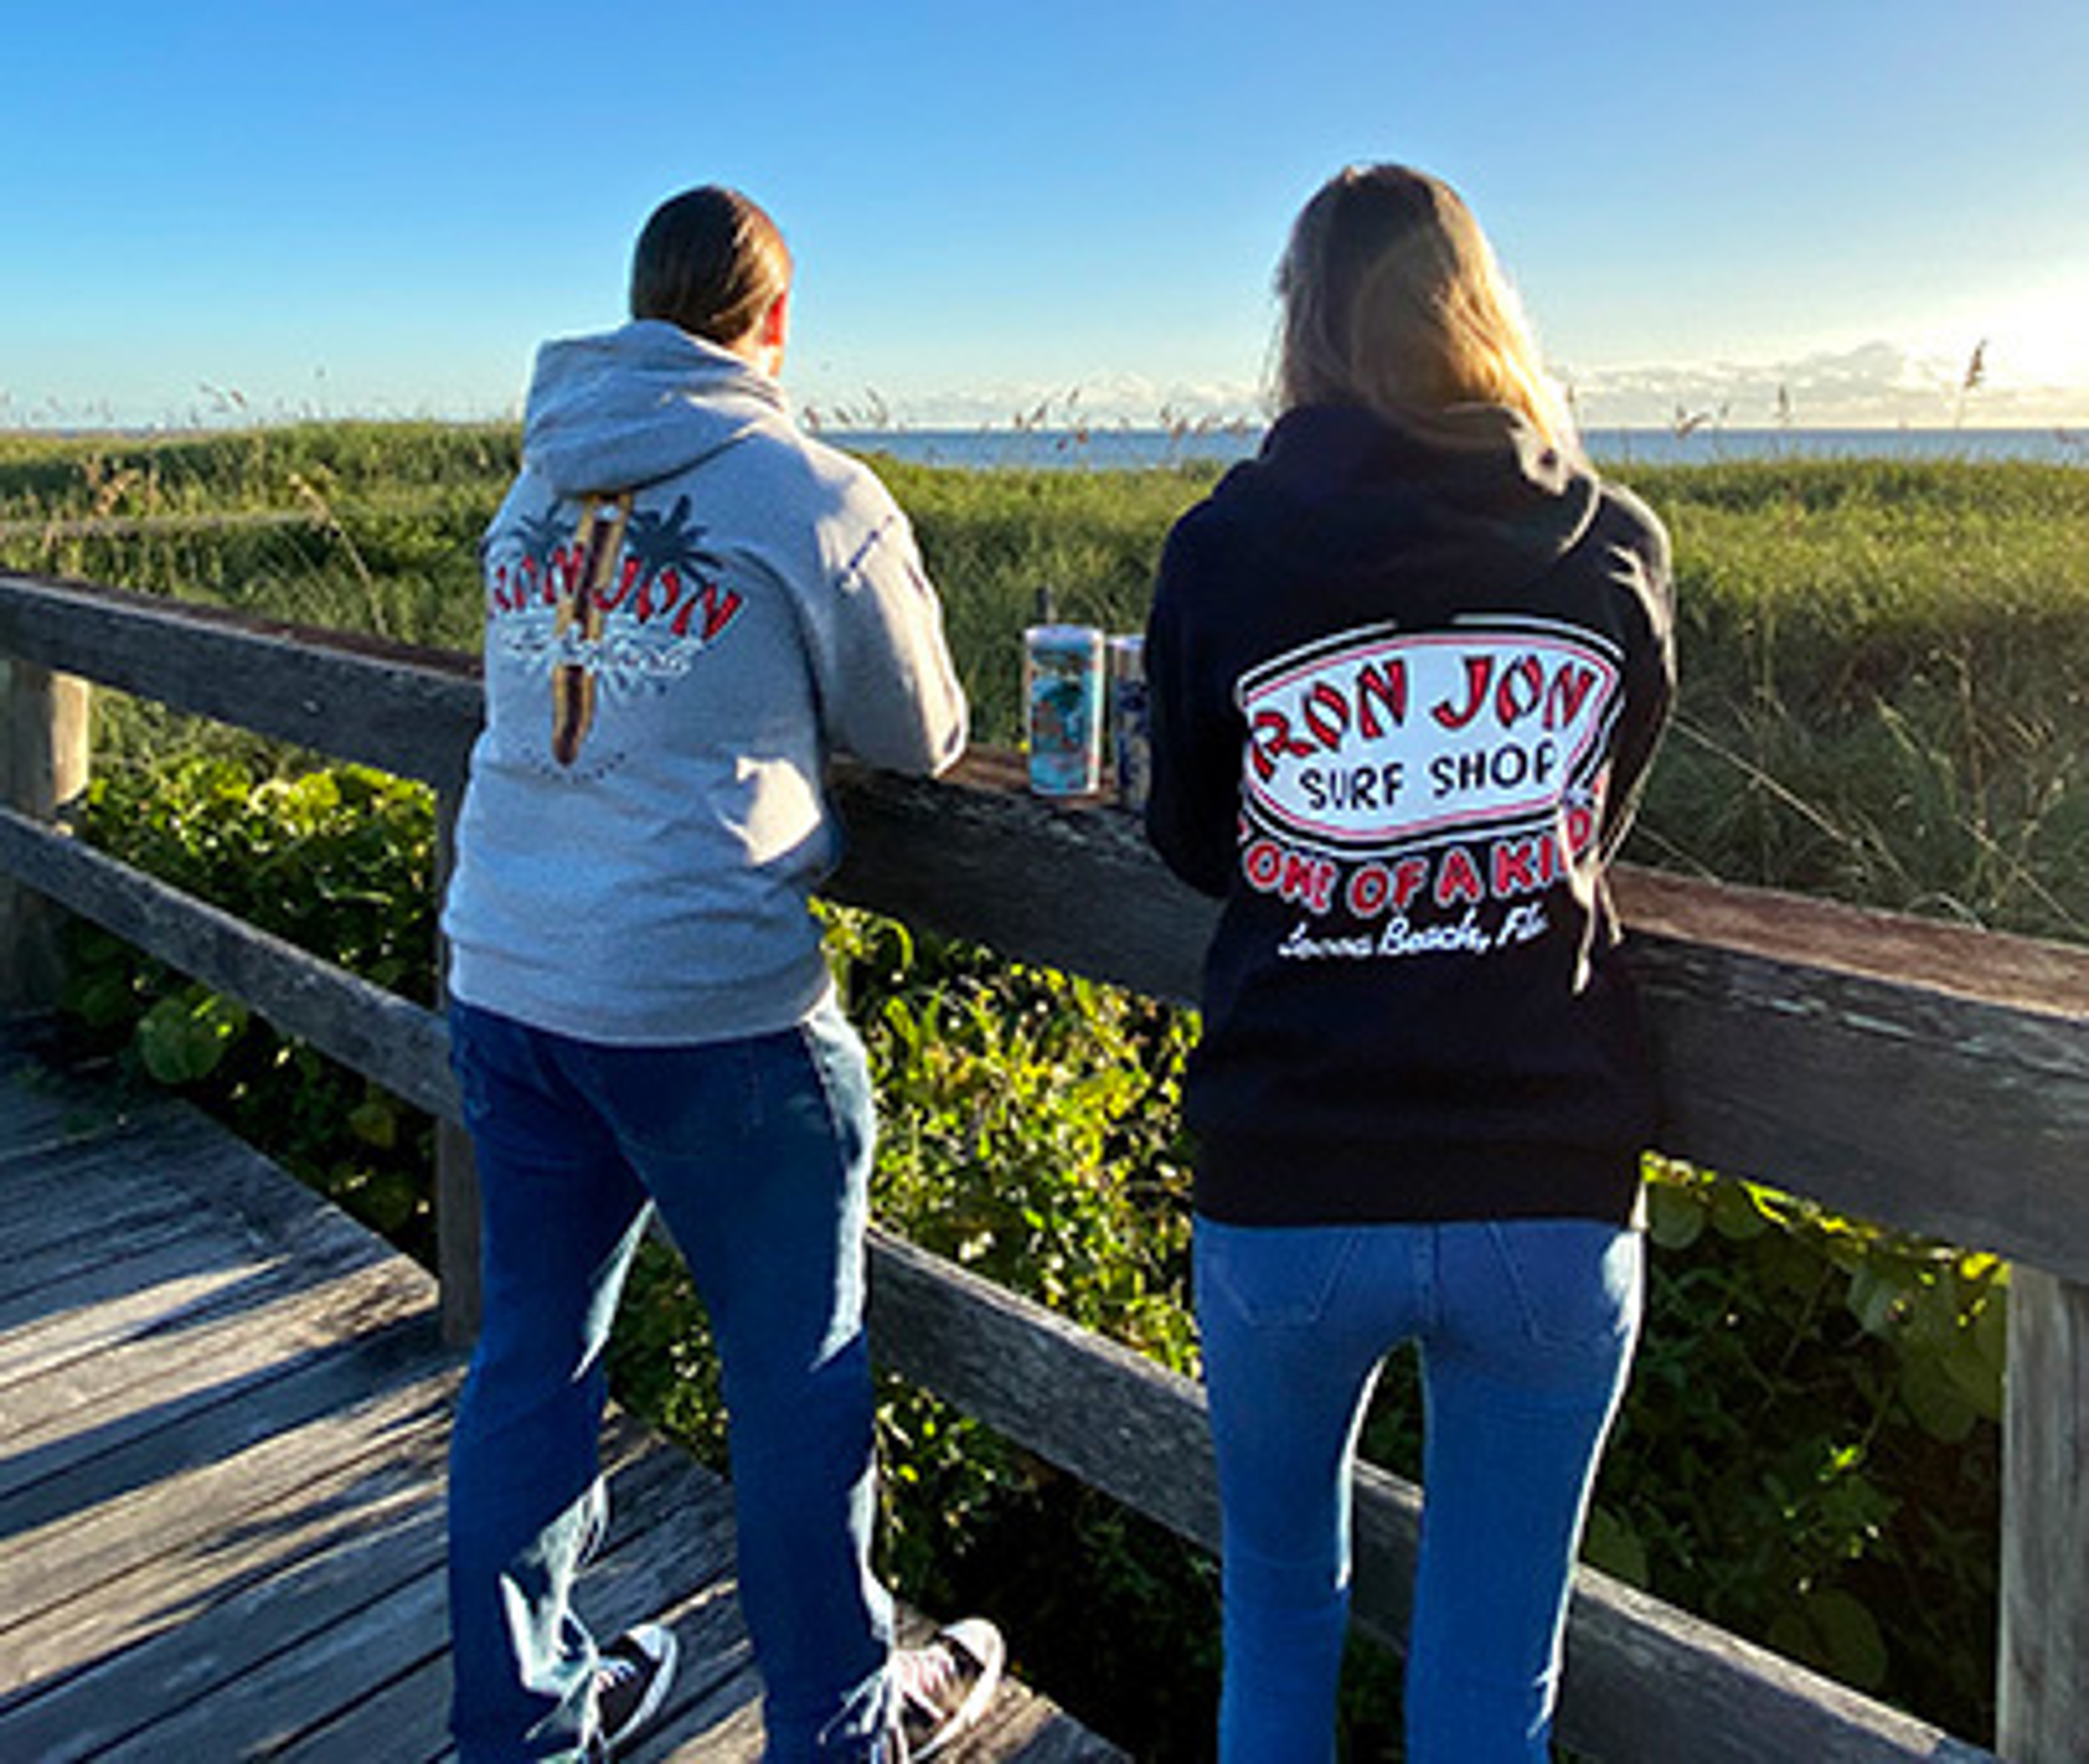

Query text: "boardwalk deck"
[0, 1023, 1122, 1762]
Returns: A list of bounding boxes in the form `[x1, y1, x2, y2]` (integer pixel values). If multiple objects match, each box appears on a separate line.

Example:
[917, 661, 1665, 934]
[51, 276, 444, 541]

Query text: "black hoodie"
[1144, 403, 1675, 1226]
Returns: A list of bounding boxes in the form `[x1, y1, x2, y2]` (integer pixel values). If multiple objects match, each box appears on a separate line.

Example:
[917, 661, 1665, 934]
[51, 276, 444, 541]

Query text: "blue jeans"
[1195, 1215, 1642, 1764]
[446, 994, 896, 1763]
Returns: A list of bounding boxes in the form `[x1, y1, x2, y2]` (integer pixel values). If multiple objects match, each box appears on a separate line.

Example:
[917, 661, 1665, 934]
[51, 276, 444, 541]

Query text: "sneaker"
[887, 1618, 1006, 1761]
[590, 1622, 678, 1760]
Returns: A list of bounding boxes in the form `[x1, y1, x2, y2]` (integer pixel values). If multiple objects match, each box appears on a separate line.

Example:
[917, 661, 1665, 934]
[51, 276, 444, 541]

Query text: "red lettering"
[1492, 836, 1543, 897]
[671, 577, 743, 641]
[1390, 856, 1430, 912]
[1302, 682, 1349, 750]
[1278, 851, 1337, 914]
[1496, 655, 1546, 727]
[1249, 710, 1317, 783]
[594, 554, 637, 612]
[1356, 660, 1407, 737]
[1545, 663, 1599, 730]
[1242, 839, 1338, 912]
[1347, 863, 1391, 917]
[1432, 655, 1492, 730]
[1434, 845, 1485, 907]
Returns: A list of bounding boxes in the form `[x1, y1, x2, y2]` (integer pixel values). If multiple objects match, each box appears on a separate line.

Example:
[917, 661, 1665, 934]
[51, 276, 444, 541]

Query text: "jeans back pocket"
[1480, 1220, 1642, 1351]
[1196, 1222, 1363, 1328]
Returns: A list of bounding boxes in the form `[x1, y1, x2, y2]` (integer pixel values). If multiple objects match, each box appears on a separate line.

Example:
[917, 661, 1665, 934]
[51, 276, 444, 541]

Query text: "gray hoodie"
[442, 320, 967, 1043]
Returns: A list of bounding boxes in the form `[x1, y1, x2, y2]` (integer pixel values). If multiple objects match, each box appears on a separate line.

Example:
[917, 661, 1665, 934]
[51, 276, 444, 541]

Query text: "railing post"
[1998, 1266, 2089, 1762]
[0, 659, 90, 1010]
[433, 772, 482, 1348]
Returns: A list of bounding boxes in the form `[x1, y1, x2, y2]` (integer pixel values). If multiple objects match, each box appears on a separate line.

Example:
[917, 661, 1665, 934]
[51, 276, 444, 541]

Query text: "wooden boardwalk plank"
[3, 1444, 451, 1758]
[9, 1408, 675, 1759]
[0, 1349, 455, 1692]
[0, 1133, 203, 1265]
[0, 1030, 1125, 1761]
[0, 1240, 313, 1391]
[0, 1249, 435, 1508]
[0, 1278, 441, 1553]
[0, 1197, 228, 1329]
[94, 1549, 455, 1761]
[0, 1256, 415, 1483]
[0, 1041, 133, 1145]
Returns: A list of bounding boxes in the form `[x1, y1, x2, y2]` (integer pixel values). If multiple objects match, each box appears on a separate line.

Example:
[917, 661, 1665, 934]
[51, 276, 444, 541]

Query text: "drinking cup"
[1023, 624, 1106, 796]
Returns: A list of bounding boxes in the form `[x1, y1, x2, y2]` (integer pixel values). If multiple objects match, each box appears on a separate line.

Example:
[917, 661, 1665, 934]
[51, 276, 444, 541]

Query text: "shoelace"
[596, 1644, 657, 1721]
[891, 1641, 964, 1719]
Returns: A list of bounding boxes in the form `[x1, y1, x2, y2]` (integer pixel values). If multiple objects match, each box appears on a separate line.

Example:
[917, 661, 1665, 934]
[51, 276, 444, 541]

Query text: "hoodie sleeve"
[1595, 487, 1677, 864]
[1143, 515, 1244, 898]
[810, 485, 969, 778]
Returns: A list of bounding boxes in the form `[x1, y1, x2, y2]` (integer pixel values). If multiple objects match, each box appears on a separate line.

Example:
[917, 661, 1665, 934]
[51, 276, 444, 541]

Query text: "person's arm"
[815, 501, 969, 778]
[1143, 522, 1241, 898]
[1598, 496, 1677, 864]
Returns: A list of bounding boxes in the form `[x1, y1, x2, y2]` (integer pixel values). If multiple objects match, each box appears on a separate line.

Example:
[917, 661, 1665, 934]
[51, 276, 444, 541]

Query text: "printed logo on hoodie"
[1232, 616, 1624, 960]
[483, 492, 746, 767]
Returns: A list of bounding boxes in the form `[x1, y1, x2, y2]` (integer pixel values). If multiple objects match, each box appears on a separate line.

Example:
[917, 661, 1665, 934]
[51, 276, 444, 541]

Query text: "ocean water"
[1581, 426, 2087, 468]
[827, 425, 1262, 471]
[831, 424, 2088, 472]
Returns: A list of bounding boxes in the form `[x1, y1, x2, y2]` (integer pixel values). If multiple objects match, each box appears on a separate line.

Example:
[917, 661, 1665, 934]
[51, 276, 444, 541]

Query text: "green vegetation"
[9, 424, 2086, 1754]
[59, 759, 441, 1256]
[10, 427, 2079, 938]
[1638, 458, 2089, 942]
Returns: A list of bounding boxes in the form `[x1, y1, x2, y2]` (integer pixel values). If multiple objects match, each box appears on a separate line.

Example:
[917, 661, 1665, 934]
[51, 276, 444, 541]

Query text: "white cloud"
[796, 332, 2089, 437]
[1561, 340, 2089, 430]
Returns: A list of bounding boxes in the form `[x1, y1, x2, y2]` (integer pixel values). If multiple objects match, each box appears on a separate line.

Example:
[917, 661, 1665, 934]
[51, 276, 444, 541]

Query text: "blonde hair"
[629, 185, 792, 350]
[1275, 164, 1573, 450]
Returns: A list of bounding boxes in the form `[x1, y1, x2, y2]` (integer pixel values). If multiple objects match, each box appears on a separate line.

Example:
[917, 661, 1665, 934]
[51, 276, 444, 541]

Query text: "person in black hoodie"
[1144, 164, 1675, 1763]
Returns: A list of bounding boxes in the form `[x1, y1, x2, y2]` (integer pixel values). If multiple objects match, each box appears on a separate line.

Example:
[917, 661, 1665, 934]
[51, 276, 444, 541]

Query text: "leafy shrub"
[61, 757, 439, 1256]
[1561, 1169, 1998, 1730]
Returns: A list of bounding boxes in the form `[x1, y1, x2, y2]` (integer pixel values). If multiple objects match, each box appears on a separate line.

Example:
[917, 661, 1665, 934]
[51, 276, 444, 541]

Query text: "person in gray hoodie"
[441, 186, 1003, 1763]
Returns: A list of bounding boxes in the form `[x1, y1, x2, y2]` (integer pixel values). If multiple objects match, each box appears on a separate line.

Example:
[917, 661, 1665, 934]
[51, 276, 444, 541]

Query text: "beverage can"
[1109, 634, 1150, 811]
[1023, 624, 1106, 796]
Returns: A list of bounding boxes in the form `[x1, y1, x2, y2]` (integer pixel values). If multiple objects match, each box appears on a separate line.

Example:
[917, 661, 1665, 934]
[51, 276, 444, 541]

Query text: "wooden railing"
[3, 569, 2084, 1764]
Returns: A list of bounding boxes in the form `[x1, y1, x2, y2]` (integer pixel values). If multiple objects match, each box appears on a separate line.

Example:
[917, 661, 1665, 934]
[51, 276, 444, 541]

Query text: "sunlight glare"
[1920, 273, 2089, 391]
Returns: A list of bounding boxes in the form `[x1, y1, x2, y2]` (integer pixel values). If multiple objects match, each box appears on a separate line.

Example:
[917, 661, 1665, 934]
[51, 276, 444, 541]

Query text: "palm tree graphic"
[510, 508, 573, 606]
[619, 494, 726, 623]
[548, 494, 739, 765]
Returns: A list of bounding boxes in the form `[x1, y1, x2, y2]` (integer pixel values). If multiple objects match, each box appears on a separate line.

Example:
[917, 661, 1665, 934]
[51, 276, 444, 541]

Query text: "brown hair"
[629, 186, 792, 349]
[1275, 164, 1572, 448]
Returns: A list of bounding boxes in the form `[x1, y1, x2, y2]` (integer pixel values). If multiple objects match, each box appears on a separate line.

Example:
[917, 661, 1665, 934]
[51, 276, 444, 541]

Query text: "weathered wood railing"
[3, 570, 2084, 1763]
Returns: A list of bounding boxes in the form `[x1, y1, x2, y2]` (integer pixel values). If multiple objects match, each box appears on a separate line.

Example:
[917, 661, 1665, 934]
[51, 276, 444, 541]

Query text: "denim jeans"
[446, 994, 896, 1763]
[1195, 1215, 1643, 1764]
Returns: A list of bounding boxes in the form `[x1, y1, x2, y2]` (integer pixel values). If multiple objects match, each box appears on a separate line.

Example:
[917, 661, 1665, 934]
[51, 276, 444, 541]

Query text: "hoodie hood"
[522, 319, 789, 497]
[1247, 402, 1601, 602]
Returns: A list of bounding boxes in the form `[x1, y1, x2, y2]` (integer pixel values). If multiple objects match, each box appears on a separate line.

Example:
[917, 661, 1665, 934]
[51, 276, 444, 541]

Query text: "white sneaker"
[887, 1618, 1006, 1761]
[590, 1622, 678, 1760]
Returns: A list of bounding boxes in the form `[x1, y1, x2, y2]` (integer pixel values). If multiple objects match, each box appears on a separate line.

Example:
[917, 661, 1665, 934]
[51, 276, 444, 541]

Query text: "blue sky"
[8, 1, 2087, 431]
